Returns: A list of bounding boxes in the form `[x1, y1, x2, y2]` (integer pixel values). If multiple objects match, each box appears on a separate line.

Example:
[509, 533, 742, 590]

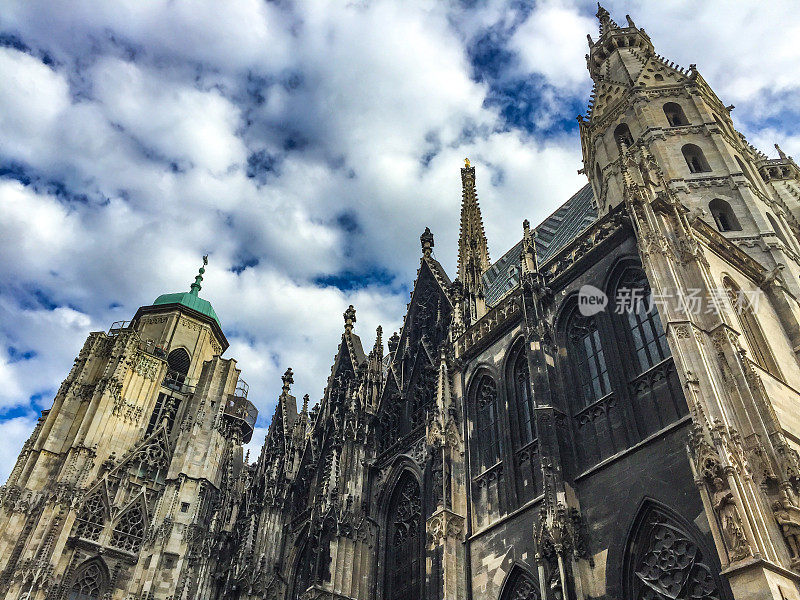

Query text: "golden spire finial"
[464, 158, 470, 168]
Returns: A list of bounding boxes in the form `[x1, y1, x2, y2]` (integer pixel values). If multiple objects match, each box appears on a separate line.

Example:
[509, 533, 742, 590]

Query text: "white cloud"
[0, 415, 39, 482]
[0, 0, 799, 480]
[510, 1, 595, 93]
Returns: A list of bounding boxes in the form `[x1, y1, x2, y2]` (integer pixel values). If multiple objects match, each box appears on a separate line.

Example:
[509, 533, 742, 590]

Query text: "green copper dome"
[152, 255, 221, 328]
[152, 291, 221, 327]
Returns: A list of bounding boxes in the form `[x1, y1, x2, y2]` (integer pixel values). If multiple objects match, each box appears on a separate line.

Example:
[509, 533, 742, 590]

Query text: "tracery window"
[74, 491, 106, 541]
[500, 567, 540, 600]
[511, 350, 534, 447]
[132, 437, 170, 482]
[474, 375, 502, 470]
[709, 199, 741, 232]
[292, 542, 312, 599]
[567, 310, 611, 409]
[625, 504, 725, 600]
[385, 472, 422, 600]
[68, 559, 108, 600]
[615, 269, 670, 373]
[723, 277, 781, 378]
[110, 505, 146, 553]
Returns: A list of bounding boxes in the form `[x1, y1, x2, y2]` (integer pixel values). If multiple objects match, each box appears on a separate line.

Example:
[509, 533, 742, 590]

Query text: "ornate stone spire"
[595, 3, 619, 36]
[189, 255, 208, 296]
[458, 159, 490, 323]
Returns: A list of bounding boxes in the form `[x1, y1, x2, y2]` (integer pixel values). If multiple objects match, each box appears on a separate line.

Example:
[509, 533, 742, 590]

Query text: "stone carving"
[689, 427, 751, 562]
[426, 509, 464, 549]
[710, 476, 750, 562]
[772, 492, 800, 566]
[133, 353, 160, 380]
[633, 518, 720, 600]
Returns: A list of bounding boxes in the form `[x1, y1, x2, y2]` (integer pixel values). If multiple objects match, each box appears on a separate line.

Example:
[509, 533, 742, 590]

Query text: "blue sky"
[2, 0, 800, 477]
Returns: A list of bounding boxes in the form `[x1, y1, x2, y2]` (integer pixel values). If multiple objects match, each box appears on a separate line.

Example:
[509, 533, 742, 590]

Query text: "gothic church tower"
[0, 260, 257, 600]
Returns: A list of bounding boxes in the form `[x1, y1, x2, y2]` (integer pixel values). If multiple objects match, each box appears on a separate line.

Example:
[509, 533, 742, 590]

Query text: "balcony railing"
[162, 369, 195, 395]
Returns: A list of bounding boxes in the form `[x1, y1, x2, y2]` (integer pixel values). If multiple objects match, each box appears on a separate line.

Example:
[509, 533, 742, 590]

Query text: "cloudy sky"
[1, 0, 799, 478]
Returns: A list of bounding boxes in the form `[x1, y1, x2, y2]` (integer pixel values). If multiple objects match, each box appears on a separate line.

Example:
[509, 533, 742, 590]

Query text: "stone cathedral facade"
[6, 6, 800, 600]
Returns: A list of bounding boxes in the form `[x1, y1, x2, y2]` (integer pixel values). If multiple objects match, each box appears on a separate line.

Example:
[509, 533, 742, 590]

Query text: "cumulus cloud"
[1, 0, 799, 478]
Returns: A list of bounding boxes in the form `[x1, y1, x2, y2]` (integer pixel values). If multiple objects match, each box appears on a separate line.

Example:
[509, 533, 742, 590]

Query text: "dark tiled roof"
[482, 183, 597, 307]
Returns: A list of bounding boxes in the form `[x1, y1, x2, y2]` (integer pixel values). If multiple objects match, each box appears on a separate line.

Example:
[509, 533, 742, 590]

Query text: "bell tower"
[579, 4, 800, 296]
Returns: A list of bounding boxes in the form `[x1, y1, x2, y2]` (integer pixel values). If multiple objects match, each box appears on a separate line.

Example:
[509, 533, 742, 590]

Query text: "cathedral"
[6, 5, 800, 600]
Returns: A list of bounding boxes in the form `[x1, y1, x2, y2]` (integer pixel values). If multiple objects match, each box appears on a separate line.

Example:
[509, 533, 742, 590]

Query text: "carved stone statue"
[711, 476, 750, 561]
[773, 496, 800, 562]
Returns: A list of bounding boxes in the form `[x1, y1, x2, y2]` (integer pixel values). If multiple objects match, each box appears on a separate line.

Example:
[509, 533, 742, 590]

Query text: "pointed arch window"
[511, 350, 534, 448]
[385, 472, 422, 600]
[615, 269, 670, 373]
[766, 213, 791, 248]
[723, 278, 781, 378]
[74, 490, 106, 541]
[291, 542, 313, 599]
[625, 503, 726, 600]
[68, 559, 108, 600]
[734, 155, 760, 188]
[474, 375, 502, 469]
[110, 505, 146, 553]
[682, 144, 711, 173]
[500, 567, 540, 600]
[614, 123, 634, 147]
[709, 199, 741, 232]
[165, 348, 191, 391]
[567, 310, 611, 409]
[663, 102, 688, 127]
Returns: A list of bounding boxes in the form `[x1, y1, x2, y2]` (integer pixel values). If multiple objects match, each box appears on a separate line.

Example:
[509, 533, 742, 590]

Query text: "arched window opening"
[615, 269, 670, 373]
[766, 213, 791, 247]
[110, 505, 146, 553]
[663, 102, 688, 127]
[735, 155, 758, 187]
[145, 392, 181, 436]
[723, 278, 781, 378]
[500, 567, 541, 600]
[682, 144, 711, 173]
[165, 348, 191, 391]
[291, 542, 313, 600]
[654, 73, 664, 81]
[624, 503, 726, 600]
[567, 310, 611, 409]
[614, 123, 634, 148]
[167, 347, 190, 375]
[68, 559, 108, 600]
[511, 350, 534, 448]
[385, 472, 422, 600]
[474, 375, 502, 469]
[709, 199, 742, 232]
[74, 491, 106, 541]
